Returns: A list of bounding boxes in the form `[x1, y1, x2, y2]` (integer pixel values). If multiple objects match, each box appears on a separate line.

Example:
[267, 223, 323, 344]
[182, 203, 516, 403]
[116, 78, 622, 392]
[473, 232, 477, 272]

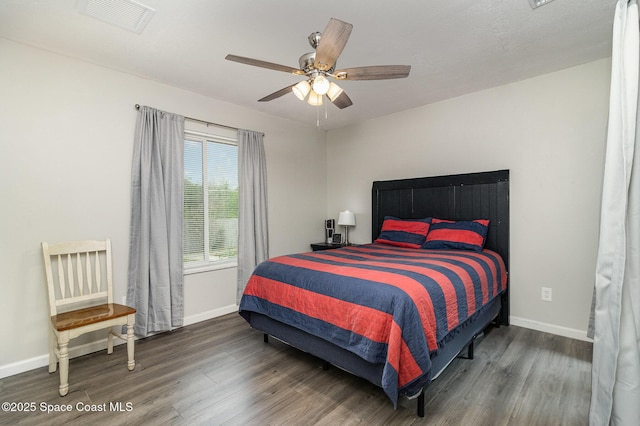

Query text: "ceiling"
[0, 0, 615, 130]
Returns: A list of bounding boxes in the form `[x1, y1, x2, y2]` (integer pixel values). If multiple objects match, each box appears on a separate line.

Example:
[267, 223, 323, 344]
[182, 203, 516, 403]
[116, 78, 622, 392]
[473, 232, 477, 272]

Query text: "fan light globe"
[292, 80, 311, 101]
[307, 91, 323, 106]
[312, 75, 330, 95]
[326, 82, 344, 101]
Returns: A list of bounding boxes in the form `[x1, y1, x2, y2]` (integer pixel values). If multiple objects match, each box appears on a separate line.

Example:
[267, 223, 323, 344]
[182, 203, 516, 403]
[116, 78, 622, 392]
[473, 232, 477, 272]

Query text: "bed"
[239, 170, 509, 417]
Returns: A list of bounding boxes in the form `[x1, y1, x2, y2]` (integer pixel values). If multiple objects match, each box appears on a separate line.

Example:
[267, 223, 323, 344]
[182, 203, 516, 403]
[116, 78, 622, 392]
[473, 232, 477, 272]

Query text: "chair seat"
[51, 303, 136, 332]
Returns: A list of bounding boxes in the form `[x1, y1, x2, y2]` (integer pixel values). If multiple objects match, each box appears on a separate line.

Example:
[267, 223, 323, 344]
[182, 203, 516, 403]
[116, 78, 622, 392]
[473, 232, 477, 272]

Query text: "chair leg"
[107, 327, 115, 355]
[126, 315, 135, 371]
[48, 326, 57, 373]
[57, 332, 70, 396]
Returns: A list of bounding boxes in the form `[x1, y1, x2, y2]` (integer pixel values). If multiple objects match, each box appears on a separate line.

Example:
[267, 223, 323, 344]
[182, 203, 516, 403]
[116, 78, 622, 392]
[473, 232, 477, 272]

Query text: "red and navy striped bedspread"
[239, 243, 507, 405]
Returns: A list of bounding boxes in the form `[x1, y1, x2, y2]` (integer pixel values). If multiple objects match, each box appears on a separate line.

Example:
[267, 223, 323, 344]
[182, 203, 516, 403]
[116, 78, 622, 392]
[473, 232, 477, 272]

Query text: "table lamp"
[338, 211, 356, 245]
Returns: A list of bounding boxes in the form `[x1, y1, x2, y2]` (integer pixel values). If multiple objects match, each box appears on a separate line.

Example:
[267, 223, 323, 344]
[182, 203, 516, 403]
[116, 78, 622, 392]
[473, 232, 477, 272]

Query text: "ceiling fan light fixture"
[326, 82, 344, 102]
[225, 18, 411, 112]
[312, 74, 330, 95]
[307, 91, 323, 106]
[292, 80, 311, 101]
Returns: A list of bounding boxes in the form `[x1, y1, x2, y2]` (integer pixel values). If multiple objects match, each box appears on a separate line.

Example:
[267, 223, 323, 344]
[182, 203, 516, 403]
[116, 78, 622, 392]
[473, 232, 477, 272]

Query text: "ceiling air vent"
[528, 0, 557, 9]
[77, 0, 156, 34]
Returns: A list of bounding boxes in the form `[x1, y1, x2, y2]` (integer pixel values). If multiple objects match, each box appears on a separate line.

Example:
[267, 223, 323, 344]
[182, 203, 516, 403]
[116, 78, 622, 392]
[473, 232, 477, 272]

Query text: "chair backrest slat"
[66, 253, 75, 298]
[76, 252, 83, 297]
[96, 250, 102, 293]
[57, 254, 66, 299]
[85, 251, 92, 294]
[42, 239, 115, 316]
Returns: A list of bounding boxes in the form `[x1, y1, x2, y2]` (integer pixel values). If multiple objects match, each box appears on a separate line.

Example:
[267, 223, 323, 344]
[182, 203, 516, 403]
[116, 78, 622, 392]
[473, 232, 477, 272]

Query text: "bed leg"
[322, 361, 330, 370]
[263, 333, 269, 343]
[417, 390, 425, 417]
[458, 337, 476, 360]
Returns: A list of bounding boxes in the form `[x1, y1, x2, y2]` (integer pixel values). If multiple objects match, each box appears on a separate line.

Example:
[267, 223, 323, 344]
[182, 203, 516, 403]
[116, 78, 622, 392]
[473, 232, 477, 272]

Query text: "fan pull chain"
[314, 99, 329, 127]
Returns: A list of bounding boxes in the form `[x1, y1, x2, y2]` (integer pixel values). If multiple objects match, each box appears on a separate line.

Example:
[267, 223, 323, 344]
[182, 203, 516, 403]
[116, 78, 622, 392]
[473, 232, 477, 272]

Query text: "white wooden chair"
[41, 238, 136, 396]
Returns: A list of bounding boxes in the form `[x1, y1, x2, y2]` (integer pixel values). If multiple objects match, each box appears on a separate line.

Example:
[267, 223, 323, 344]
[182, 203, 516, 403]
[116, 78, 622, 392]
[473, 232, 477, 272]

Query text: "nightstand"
[310, 242, 345, 251]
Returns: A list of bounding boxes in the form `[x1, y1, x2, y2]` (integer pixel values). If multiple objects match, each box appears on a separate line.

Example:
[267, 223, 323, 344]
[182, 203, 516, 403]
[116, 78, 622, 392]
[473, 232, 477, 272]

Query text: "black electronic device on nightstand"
[325, 219, 335, 243]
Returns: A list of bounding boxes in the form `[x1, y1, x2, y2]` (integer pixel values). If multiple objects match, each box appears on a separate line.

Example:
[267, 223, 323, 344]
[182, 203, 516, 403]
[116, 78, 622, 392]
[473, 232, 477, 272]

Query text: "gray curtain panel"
[236, 129, 269, 304]
[127, 106, 185, 336]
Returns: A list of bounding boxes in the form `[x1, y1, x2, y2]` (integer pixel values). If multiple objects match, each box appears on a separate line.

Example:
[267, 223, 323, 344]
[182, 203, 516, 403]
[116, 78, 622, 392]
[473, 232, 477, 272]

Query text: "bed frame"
[247, 169, 509, 417]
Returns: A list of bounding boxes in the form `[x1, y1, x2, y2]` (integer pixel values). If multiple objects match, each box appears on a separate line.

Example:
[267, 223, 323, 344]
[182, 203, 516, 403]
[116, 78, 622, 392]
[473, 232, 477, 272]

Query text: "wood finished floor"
[0, 313, 592, 425]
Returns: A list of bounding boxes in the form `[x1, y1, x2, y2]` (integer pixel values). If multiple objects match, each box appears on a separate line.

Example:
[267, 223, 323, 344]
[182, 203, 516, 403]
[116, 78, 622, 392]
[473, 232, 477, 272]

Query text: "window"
[183, 130, 238, 270]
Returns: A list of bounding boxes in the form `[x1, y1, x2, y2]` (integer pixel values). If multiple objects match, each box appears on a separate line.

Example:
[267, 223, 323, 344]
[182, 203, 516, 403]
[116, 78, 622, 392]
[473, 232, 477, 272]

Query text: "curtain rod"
[134, 104, 263, 136]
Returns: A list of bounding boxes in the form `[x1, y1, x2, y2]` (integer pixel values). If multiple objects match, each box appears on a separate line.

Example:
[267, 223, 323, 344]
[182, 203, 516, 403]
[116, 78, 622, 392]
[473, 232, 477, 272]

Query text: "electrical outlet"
[541, 287, 552, 302]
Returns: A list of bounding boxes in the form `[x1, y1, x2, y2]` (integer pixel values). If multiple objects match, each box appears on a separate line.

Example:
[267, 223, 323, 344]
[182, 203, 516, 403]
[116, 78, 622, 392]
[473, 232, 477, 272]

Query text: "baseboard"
[0, 304, 239, 380]
[510, 316, 593, 343]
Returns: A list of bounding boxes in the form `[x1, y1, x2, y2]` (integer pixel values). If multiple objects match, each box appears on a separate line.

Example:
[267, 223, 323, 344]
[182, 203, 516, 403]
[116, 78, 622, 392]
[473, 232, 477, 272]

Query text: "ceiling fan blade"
[333, 65, 411, 80]
[258, 84, 297, 102]
[314, 18, 353, 72]
[331, 91, 353, 109]
[226, 54, 304, 75]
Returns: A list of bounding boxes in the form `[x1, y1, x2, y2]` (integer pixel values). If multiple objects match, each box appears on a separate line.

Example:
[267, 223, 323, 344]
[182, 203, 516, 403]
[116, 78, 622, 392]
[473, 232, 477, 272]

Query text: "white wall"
[0, 39, 327, 375]
[326, 59, 611, 338]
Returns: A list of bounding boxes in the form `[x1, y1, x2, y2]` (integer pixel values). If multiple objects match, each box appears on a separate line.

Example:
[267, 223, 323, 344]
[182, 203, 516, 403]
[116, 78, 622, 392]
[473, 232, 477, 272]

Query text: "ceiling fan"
[225, 18, 411, 109]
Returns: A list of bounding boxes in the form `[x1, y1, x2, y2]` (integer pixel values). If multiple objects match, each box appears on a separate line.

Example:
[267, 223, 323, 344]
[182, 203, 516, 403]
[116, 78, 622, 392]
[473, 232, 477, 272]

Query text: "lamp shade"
[292, 80, 310, 100]
[338, 211, 356, 226]
[312, 75, 330, 95]
[326, 82, 344, 102]
[307, 90, 323, 106]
